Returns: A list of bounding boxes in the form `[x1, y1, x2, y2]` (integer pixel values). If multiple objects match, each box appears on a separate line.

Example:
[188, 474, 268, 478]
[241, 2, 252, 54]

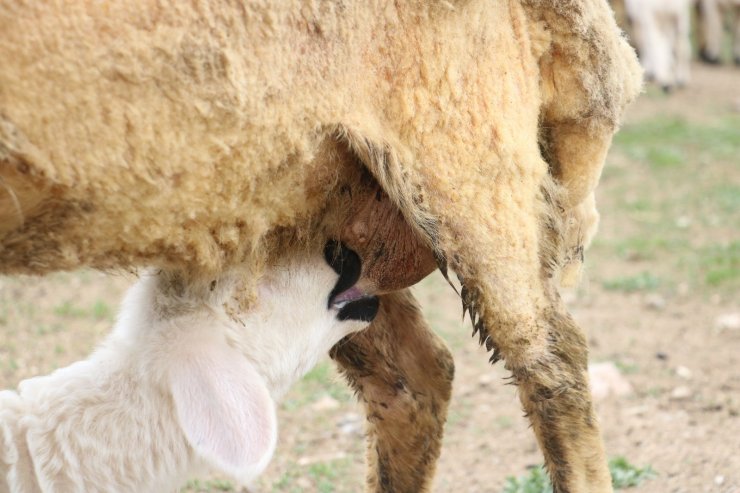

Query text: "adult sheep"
[697, 0, 740, 65]
[0, 1, 642, 492]
[624, 0, 692, 90]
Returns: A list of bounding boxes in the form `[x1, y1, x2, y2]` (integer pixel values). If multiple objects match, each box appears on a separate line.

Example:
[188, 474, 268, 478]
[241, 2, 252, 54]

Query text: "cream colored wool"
[0, 2, 642, 491]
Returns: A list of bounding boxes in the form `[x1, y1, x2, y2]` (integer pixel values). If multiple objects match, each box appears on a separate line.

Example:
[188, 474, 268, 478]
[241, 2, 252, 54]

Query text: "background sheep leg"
[733, 4, 740, 65]
[675, 5, 692, 87]
[330, 290, 454, 493]
[698, 0, 724, 63]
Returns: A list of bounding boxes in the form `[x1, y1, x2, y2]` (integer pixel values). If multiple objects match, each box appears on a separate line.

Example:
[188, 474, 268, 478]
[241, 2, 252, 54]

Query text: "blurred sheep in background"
[624, 0, 693, 91]
[696, 0, 740, 65]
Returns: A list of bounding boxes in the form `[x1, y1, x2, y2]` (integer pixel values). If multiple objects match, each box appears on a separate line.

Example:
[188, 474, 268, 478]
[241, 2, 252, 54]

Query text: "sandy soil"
[1, 63, 738, 493]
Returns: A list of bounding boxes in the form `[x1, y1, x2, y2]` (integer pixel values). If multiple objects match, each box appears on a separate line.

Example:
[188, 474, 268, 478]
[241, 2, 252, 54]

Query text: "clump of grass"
[609, 456, 656, 488]
[503, 466, 552, 493]
[53, 301, 87, 318]
[614, 116, 740, 166]
[272, 467, 302, 493]
[53, 299, 115, 321]
[602, 272, 661, 292]
[609, 237, 685, 261]
[307, 459, 351, 493]
[182, 478, 235, 492]
[613, 360, 640, 375]
[91, 300, 112, 320]
[700, 242, 739, 287]
[712, 184, 740, 213]
[502, 457, 655, 492]
[281, 361, 352, 411]
[645, 147, 684, 168]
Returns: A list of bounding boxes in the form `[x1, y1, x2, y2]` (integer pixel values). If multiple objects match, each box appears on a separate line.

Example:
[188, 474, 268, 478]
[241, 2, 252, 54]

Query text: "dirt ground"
[0, 63, 738, 493]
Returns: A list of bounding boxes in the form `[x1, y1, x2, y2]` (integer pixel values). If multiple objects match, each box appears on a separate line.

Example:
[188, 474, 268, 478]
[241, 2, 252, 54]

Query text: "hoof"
[699, 49, 721, 65]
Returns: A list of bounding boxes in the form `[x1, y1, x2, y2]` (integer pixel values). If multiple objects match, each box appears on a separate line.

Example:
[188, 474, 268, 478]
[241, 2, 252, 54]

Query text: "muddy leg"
[459, 285, 609, 492]
[454, 215, 611, 492]
[511, 310, 609, 493]
[330, 290, 454, 493]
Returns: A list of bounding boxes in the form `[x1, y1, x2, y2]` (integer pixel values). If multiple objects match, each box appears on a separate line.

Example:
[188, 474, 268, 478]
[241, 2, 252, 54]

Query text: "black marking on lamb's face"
[324, 240, 379, 322]
[337, 296, 379, 322]
[324, 239, 361, 302]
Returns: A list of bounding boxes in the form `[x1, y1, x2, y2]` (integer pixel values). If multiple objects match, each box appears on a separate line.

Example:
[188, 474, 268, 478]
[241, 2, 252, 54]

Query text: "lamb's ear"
[169, 338, 277, 481]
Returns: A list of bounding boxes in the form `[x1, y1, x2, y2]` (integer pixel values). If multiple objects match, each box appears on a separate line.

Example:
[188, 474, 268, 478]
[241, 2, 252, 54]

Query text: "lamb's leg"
[330, 290, 454, 493]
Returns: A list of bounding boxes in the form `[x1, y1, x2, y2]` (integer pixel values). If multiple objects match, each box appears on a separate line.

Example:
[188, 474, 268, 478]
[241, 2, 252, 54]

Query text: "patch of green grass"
[646, 386, 664, 398]
[609, 456, 657, 488]
[613, 360, 640, 375]
[503, 466, 552, 493]
[502, 458, 655, 492]
[272, 468, 303, 493]
[91, 300, 112, 320]
[610, 237, 685, 261]
[614, 117, 740, 167]
[282, 361, 352, 411]
[53, 299, 115, 321]
[699, 242, 740, 287]
[182, 478, 235, 492]
[712, 184, 740, 213]
[645, 147, 684, 168]
[602, 272, 661, 293]
[307, 459, 350, 493]
[621, 197, 653, 213]
[53, 301, 88, 318]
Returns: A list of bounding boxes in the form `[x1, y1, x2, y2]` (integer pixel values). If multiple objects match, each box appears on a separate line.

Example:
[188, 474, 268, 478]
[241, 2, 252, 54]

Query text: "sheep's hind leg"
[510, 309, 610, 493]
[331, 290, 454, 493]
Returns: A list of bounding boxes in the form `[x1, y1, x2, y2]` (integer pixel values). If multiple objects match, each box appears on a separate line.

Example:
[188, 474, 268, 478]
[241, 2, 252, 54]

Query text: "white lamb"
[625, 0, 692, 90]
[0, 245, 376, 492]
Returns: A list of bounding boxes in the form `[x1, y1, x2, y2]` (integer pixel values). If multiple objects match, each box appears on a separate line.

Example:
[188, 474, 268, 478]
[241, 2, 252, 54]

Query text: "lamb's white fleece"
[0, 255, 369, 492]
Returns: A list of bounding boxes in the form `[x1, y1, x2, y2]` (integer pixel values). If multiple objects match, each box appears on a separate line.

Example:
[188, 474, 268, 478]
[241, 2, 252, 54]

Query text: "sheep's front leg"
[330, 290, 453, 493]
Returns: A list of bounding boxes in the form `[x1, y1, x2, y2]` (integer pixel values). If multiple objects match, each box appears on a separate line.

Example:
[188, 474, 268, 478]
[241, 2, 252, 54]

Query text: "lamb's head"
[142, 242, 377, 485]
[226, 241, 379, 400]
